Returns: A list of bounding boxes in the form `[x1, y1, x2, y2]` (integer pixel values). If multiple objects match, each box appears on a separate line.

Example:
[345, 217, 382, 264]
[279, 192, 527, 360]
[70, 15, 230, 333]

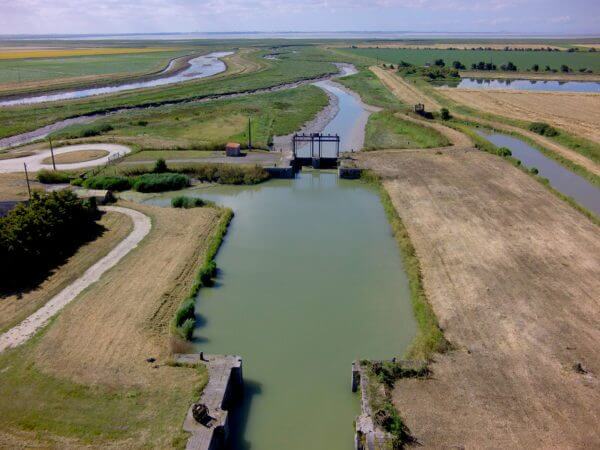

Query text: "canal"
[477, 130, 600, 215]
[148, 171, 416, 449]
[453, 78, 600, 93]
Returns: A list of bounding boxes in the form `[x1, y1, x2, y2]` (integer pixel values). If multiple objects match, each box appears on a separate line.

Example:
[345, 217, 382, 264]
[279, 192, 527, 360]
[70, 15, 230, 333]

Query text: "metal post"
[319, 137, 322, 158]
[49, 137, 56, 170]
[248, 117, 252, 150]
[23, 163, 32, 199]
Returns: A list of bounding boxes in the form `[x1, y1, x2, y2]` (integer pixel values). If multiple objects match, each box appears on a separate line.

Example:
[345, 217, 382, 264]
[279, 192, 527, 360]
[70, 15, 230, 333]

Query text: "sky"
[0, 0, 599, 36]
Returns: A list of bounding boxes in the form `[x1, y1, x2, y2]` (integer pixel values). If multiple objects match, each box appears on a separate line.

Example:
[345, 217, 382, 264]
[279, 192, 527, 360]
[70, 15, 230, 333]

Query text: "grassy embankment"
[336, 68, 449, 150]
[0, 46, 338, 140]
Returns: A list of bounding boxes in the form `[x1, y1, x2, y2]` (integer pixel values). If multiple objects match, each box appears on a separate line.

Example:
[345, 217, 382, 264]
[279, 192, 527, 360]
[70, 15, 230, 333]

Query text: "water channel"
[147, 172, 416, 449]
[0, 51, 232, 107]
[476, 130, 600, 215]
[454, 78, 600, 93]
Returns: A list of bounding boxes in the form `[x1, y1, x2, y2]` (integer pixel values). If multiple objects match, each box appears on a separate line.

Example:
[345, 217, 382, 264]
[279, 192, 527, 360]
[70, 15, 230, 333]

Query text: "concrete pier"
[175, 353, 243, 450]
[352, 360, 394, 450]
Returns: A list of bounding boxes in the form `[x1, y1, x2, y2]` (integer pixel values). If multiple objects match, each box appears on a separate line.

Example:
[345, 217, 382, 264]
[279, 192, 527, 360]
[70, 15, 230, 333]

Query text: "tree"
[560, 64, 570, 73]
[153, 158, 168, 173]
[500, 61, 517, 71]
[434, 58, 445, 67]
[452, 61, 465, 70]
[544, 65, 552, 71]
[531, 64, 539, 71]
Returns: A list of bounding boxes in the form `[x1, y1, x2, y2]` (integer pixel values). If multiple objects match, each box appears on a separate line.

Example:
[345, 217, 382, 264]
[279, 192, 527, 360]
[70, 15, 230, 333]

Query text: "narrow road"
[0, 206, 151, 353]
[0, 143, 131, 173]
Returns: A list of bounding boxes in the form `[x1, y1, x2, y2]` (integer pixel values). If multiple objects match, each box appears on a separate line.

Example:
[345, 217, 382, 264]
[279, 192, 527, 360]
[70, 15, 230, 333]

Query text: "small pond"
[454, 78, 600, 93]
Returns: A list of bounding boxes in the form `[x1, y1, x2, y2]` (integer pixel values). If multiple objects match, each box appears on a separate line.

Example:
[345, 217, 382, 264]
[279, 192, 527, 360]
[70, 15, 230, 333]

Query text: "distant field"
[0, 49, 192, 84]
[343, 48, 600, 72]
[0, 47, 178, 60]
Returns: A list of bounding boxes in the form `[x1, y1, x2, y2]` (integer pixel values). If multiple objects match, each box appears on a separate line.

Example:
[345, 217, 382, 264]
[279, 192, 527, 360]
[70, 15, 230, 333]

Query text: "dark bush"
[440, 108, 451, 120]
[131, 173, 189, 192]
[153, 158, 168, 173]
[174, 298, 196, 327]
[171, 196, 208, 208]
[37, 169, 71, 184]
[83, 175, 131, 191]
[0, 190, 99, 288]
[176, 164, 269, 185]
[179, 318, 195, 340]
[529, 122, 559, 137]
[497, 147, 512, 157]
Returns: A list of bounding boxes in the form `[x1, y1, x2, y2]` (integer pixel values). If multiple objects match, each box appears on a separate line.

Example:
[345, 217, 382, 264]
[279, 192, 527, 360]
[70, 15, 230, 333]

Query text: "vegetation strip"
[361, 171, 448, 360]
[172, 207, 234, 341]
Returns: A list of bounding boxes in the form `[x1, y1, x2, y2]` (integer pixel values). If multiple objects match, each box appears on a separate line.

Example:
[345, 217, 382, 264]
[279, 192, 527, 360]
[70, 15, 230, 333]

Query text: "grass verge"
[172, 207, 233, 341]
[361, 171, 449, 360]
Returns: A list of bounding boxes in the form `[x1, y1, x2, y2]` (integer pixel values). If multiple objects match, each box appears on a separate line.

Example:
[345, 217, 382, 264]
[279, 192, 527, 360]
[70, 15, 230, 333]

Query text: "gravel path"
[0, 143, 131, 173]
[0, 206, 151, 353]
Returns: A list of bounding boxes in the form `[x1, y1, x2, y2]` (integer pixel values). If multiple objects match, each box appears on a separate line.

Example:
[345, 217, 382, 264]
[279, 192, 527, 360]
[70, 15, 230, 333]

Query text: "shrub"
[70, 178, 83, 186]
[137, 120, 148, 126]
[175, 164, 269, 185]
[0, 190, 99, 288]
[153, 158, 168, 173]
[171, 196, 208, 208]
[179, 318, 195, 340]
[440, 108, 451, 120]
[497, 147, 512, 157]
[83, 175, 131, 191]
[131, 173, 189, 192]
[174, 298, 196, 327]
[37, 169, 71, 184]
[530, 167, 539, 175]
[529, 122, 559, 137]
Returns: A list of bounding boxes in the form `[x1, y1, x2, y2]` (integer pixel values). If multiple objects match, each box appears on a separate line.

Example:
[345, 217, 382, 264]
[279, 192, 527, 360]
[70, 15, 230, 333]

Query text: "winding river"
[148, 172, 416, 449]
[0, 51, 232, 107]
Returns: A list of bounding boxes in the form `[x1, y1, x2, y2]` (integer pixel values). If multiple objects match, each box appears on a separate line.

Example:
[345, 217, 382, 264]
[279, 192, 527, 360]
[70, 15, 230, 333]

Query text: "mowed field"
[344, 47, 600, 72]
[439, 88, 600, 143]
[357, 148, 600, 448]
[0, 202, 222, 447]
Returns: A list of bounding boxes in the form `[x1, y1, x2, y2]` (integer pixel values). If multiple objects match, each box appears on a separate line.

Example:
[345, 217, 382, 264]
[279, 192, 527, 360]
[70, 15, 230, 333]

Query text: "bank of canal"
[477, 130, 600, 216]
[148, 171, 416, 449]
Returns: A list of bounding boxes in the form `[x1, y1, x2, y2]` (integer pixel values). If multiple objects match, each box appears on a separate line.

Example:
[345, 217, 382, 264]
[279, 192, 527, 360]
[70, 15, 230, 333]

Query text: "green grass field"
[337, 69, 402, 109]
[0, 47, 337, 140]
[365, 111, 450, 150]
[0, 50, 195, 85]
[343, 48, 600, 72]
[52, 84, 329, 149]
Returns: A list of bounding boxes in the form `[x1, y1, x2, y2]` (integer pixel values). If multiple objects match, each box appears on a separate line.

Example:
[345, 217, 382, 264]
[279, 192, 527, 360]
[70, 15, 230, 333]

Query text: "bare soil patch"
[357, 148, 600, 448]
[0, 172, 44, 200]
[33, 201, 220, 388]
[0, 211, 132, 333]
[41, 149, 109, 165]
[439, 88, 600, 143]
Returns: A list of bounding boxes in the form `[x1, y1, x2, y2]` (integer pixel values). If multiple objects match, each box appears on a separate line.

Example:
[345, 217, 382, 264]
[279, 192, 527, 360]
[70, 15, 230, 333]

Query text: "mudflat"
[357, 148, 600, 448]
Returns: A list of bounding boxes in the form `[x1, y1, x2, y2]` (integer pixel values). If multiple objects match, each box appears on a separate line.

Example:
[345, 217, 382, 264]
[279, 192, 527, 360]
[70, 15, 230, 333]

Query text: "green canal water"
[148, 171, 416, 449]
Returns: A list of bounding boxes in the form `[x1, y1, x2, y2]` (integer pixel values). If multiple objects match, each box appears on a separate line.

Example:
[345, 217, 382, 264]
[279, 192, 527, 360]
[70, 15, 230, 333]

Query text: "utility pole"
[23, 163, 32, 199]
[49, 136, 56, 170]
[248, 117, 252, 150]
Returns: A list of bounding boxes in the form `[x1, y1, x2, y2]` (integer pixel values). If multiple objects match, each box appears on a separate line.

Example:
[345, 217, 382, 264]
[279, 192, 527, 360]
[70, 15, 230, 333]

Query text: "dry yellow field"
[0, 47, 178, 60]
[357, 148, 600, 448]
[439, 88, 600, 143]
[41, 149, 110, 165]
[0, 211, 132, 333]
[34, 201, 220, 388]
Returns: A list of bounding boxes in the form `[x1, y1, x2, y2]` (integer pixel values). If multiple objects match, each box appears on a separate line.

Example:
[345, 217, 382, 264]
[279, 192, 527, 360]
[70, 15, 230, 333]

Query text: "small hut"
[225, 142, 242, 157]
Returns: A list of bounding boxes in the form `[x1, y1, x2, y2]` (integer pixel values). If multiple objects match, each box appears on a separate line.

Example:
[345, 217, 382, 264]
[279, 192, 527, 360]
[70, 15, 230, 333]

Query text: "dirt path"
[370, 66, 441, 110]
[0, 206, 150, 353]
[357, 149, 600, 448]
[0, 143, 131, 173]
